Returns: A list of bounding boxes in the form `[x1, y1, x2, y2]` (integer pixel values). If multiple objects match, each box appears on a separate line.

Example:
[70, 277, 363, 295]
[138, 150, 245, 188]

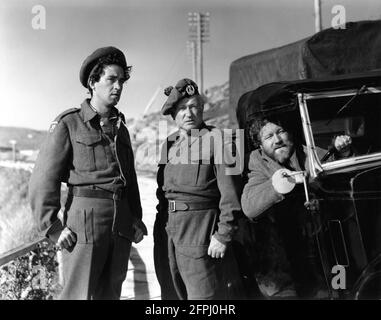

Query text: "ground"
[121, 173, 161, 300]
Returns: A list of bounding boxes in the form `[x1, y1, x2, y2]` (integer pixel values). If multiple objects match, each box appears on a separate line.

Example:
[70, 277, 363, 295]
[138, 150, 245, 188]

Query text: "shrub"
[0, 240, 61, 300]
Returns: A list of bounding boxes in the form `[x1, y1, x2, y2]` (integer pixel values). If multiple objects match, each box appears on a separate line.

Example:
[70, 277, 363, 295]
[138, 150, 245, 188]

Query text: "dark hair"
[87, 53, 132, 95]
[247, 115, 295, 149]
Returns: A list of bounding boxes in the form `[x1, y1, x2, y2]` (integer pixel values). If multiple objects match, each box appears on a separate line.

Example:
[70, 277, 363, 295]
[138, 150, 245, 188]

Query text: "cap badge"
[185, 84, 195, 96]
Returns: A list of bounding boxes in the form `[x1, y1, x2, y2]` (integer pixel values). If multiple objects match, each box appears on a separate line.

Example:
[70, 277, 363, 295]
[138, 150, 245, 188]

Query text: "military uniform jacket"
[29, 99, 142, 237]
[156, 123, 242, 244]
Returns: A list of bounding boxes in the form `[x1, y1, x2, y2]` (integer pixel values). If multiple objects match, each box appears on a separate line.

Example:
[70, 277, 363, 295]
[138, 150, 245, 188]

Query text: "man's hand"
[334, 135, 352, 157]
[49, 227, 77, 250]
[272, 168, 306, 194]
[132, 219, 148, 244]
[207, 235, 227, 259]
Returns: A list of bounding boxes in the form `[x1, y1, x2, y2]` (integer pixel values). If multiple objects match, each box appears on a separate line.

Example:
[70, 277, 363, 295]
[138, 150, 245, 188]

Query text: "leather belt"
[168, 200, 218, 213]
[69, 186, 126, 201]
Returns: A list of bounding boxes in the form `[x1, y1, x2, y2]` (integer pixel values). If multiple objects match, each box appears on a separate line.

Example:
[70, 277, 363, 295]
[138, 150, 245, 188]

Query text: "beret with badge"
[79, 46, 128, 88]
[161, 78, 200, 115]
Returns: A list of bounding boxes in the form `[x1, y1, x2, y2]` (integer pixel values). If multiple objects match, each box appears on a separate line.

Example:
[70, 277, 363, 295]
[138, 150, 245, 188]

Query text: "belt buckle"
[169, 200, 176, 212]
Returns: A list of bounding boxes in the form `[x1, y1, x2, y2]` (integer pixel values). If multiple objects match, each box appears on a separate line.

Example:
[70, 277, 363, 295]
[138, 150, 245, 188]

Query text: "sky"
[1, 0, 380, 130]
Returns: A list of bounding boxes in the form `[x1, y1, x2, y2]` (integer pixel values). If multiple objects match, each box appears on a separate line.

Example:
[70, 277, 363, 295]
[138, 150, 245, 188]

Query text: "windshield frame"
[297, 88, 381, 178]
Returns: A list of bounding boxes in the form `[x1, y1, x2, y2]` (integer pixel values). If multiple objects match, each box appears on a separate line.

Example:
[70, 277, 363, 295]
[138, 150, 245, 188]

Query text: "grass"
[0, 167, 40, 255]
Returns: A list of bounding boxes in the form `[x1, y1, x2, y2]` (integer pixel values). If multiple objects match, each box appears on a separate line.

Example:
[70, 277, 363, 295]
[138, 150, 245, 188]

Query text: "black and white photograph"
[1, 0, 381, 306]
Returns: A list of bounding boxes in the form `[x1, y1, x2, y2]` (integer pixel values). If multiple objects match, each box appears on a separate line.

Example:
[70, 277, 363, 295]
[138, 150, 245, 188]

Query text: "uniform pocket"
[83, 208, 94, 244]
[66, 208, 94, 244]
[180, 163, 198, 185]
[174, 162, 214, 186]
[195, 163, 213, 185]
[74, 133, 102, 171]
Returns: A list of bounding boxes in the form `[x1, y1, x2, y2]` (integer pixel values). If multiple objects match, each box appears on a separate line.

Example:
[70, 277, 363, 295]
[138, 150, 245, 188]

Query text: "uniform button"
[100, 121, 104, 126]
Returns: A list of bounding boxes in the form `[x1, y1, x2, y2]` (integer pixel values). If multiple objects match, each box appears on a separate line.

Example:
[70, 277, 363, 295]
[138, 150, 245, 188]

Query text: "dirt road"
[121, 173, 161, 300]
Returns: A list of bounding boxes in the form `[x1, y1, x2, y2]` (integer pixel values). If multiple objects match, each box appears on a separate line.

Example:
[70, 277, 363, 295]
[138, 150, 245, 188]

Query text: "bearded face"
[259, 122, 294, 164]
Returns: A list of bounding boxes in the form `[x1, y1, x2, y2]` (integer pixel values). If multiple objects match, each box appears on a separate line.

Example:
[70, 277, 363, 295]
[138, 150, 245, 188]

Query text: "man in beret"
[153, 78, 244, 300]
[241, 115, 352, 298]
[29, 46, 147, 299]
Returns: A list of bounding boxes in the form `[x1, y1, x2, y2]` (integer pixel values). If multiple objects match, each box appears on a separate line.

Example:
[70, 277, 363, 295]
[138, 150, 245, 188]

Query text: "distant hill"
[0, 127, 46, 151]
[203, 81, 237, 129]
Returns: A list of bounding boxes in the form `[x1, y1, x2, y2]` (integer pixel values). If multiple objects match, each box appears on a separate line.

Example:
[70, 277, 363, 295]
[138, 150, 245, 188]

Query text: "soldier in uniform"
[29, 46, 147, 300]
[153, 78, 244, 300]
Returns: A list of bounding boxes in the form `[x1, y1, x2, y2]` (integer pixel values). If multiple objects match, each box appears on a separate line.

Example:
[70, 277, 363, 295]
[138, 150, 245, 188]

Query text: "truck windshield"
[306, 91, 381, 160]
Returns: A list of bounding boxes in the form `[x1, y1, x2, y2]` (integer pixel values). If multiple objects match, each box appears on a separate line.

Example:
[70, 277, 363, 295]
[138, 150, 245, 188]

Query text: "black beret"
[161, 78, 200, 115]
[79, 46, 127, 88]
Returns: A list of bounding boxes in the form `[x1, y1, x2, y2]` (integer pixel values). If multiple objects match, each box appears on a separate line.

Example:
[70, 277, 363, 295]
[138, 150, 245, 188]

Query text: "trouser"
[167, 238, 223, 300]
[153, 213, 179, 300]
[166, 208, 225, 300]
[59, 196, 132, 300]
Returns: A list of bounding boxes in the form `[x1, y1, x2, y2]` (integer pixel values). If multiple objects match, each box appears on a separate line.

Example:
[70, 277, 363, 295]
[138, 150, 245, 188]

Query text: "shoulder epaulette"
[54, 108, 80, 122]
[48, 108, 79, 133]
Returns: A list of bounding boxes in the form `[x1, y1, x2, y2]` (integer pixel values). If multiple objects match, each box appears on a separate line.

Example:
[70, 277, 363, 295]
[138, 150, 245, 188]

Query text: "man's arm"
[320, 135, 354, 162]
[241, 152, 285, 220]
[210, 138, 243, 255]
[123, 129, 143, 220]
[124, 129, 147, 242]
[29, 120, 71, 238]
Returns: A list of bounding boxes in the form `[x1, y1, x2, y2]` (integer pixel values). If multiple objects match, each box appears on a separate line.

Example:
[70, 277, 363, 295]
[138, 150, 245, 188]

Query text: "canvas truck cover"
[230, 20, 381, 129]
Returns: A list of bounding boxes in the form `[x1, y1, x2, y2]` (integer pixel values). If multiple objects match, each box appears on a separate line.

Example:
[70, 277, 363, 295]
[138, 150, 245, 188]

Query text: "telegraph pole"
[196, 13, 203, 94]
[188, 12, 210, 94]
[187, 40, 197, 83]
[314, 0, 322, 33]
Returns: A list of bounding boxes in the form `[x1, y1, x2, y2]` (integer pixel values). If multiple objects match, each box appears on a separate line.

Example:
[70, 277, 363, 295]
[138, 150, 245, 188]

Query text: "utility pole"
[196, 12, 203, 94]
[314, 0, 322, 33]
[188, 12, 210, 94]
[186, 40, 197, 82]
